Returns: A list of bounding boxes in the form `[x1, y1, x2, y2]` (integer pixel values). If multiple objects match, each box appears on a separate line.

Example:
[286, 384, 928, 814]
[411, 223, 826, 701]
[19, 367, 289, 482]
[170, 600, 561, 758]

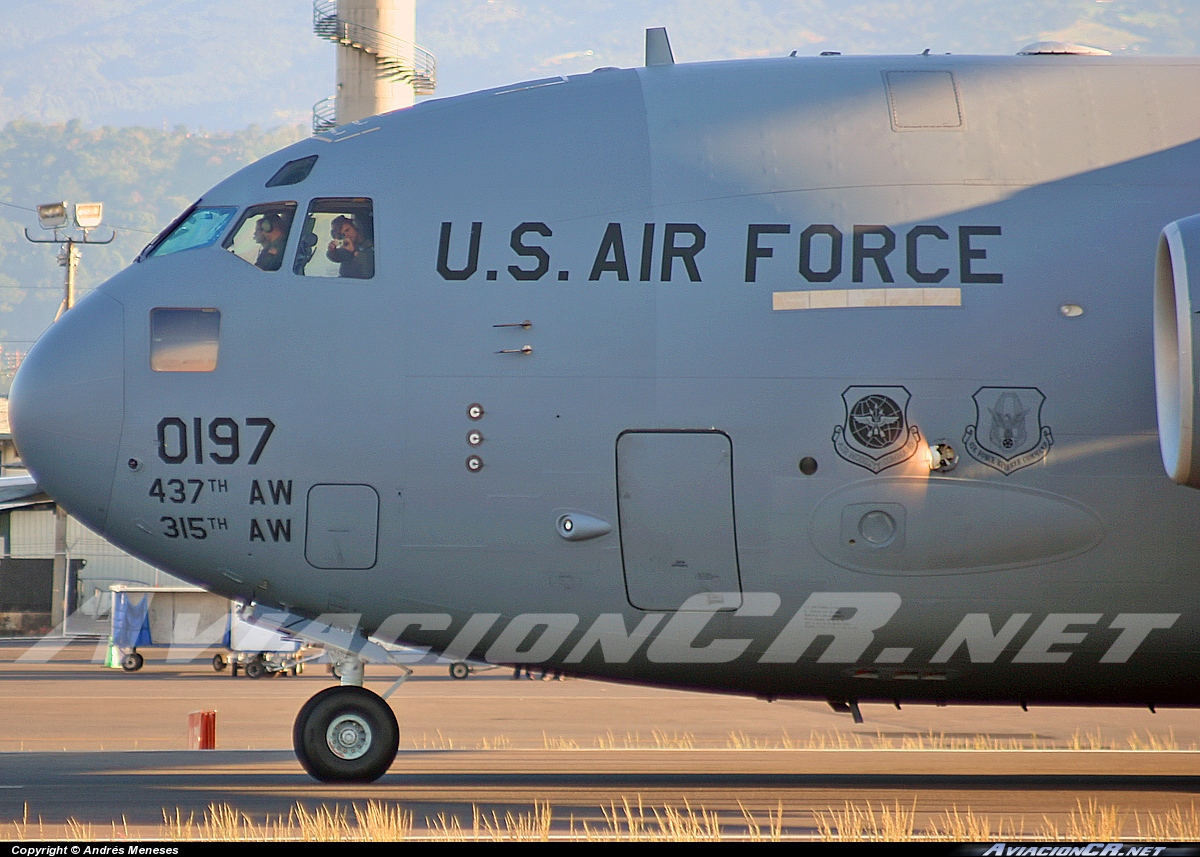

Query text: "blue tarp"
[111, 592, 152, 649]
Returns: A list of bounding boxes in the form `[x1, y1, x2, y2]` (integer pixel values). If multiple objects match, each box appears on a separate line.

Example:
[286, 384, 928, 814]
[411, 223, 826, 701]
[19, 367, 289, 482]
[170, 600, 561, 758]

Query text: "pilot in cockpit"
[253, 214, 287, 271]
[326, 215, 375, 279]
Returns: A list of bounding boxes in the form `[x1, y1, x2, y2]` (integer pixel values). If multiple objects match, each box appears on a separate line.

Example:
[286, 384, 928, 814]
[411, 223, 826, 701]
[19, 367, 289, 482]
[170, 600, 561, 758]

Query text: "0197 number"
[156, 417, 275, 466]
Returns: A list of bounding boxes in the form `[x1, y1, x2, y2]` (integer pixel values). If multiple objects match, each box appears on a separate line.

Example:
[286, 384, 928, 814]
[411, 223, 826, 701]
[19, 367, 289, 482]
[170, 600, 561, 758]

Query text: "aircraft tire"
[121, 652, 143, 672]
[449, 661, 470, 680]
[293, 686, 398, 783]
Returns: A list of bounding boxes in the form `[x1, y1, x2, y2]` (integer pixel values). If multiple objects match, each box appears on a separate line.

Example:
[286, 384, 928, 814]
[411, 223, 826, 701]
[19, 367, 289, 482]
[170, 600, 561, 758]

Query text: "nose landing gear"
[292, 684, 399, 783]
[242, 608, 411, 783]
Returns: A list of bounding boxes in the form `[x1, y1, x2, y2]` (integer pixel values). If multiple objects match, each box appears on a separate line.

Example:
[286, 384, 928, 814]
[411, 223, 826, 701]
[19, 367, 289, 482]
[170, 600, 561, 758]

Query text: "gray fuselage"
[13, 53, 1200, 707]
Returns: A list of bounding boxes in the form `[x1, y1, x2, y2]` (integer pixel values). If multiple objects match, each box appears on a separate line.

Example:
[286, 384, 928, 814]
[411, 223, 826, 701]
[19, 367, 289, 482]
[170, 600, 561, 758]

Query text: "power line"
[0, 285, 96, 291]
[101, 221, 158, 235]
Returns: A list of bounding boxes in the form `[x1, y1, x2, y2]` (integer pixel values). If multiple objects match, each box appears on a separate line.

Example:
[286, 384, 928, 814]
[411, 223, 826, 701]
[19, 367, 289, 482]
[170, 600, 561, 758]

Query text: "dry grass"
[1136, 803, 1200, 839]
[937, 805, 1025, 841]
[408, 729, 456, 750]
[14, 726, 1178, 754]
[477, 735, 512, 750]
[813, 800, 918, 841]
[1043, 799, 1127, 841]
[1033, 799, 1200, 842]
[866, 730, 1052, 751]
[159, 801, 413, 841]
[541, 726, 1191, 752]
[425, 803, 554, 842]
[6, 726, 1197, 841]
[589, 796, 723, 841]
[811, 798, 1200, 842]
[9, 798, 1200, 842]
[590, 729, 698, 750]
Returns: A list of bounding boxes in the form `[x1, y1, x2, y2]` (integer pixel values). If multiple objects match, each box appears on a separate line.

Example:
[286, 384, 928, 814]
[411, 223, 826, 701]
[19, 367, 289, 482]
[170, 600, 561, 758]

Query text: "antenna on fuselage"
[645, 27, 675, 66]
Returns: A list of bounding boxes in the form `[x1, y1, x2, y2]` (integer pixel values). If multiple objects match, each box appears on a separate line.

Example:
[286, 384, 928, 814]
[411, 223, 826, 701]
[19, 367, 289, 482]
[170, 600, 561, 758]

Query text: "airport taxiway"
[1, 641, 1198, 837]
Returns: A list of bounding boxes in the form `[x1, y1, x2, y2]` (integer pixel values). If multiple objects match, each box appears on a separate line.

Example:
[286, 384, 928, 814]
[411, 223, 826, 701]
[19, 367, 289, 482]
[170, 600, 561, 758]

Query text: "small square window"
[150, 309, 220, 372]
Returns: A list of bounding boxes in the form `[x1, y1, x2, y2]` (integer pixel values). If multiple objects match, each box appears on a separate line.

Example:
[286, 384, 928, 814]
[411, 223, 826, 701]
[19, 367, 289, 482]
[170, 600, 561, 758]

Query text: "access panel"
[616, 430, 742, 611]
[305, 484, 379, 570]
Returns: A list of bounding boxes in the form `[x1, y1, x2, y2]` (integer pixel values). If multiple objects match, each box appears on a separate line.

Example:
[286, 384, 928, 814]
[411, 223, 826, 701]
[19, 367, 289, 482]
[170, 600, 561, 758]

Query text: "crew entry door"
[616, 430, 742, 611]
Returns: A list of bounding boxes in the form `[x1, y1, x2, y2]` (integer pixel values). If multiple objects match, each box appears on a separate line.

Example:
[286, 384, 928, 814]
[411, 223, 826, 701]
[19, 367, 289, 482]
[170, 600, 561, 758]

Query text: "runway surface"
[2, 748, 1200, 838]
[1, 641, 1198, 838]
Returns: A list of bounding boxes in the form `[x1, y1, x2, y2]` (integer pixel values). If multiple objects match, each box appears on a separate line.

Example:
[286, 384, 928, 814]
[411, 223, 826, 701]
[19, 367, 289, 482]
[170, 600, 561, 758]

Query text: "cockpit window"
[223, 203, 297, 272]
[293, 198, 375, 279]
[147, 207, 238, 258]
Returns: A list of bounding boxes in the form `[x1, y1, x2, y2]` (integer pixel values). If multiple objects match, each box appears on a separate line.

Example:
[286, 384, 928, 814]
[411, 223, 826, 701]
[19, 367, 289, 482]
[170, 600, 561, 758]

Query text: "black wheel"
[212, 653, 227, 672]
[293, 686, 399, 783]
[244, 658, 267, 679]
[449, 661, 470, 680]
[121, 652, 144, 672]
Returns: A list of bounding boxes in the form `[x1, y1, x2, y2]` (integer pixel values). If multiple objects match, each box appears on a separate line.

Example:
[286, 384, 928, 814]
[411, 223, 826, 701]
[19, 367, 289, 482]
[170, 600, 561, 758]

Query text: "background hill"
[0, 122, 305, 378]
[0, 0, 1196, 362]
[1, 1, 1196, 130]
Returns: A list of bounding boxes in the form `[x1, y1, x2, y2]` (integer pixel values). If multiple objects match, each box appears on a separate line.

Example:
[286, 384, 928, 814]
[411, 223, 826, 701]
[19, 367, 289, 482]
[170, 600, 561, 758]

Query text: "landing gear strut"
[241, 607, 412, 783]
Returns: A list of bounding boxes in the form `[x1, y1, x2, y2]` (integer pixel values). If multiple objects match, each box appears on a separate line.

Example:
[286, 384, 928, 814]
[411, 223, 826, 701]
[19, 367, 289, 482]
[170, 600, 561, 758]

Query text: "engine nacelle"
[1154, 214, 1200, 488]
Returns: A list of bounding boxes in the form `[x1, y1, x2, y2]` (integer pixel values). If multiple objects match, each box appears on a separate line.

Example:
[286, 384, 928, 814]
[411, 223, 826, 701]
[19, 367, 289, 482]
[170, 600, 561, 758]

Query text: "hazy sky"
[0, 1, 1197, 129]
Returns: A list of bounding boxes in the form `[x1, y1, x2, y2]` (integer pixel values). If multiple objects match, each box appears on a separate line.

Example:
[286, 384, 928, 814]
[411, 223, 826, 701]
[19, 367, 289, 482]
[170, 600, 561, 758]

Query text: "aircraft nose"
[10, 291, 124, 532]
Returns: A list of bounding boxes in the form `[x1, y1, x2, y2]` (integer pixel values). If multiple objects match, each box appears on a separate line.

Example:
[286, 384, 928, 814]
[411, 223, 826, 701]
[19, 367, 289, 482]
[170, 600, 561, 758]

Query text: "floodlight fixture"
[74, 202, 103, 229]
[37, 202, 68, 230]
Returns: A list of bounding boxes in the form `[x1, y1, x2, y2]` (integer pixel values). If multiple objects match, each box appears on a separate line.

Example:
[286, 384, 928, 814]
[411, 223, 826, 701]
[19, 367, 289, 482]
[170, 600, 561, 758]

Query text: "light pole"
[23, 202, 115, 631]
[24, 201, 115, 320]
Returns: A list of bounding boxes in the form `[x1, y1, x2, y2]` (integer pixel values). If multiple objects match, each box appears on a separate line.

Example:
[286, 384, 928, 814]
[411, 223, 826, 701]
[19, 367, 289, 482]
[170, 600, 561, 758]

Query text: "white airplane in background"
[10, 30, 1200, 782]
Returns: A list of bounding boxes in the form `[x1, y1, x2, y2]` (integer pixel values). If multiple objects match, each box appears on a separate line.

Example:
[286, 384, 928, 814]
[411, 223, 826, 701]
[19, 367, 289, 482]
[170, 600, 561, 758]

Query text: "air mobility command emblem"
[963, 387, 1053, 474]
[833, 386, 921, 473]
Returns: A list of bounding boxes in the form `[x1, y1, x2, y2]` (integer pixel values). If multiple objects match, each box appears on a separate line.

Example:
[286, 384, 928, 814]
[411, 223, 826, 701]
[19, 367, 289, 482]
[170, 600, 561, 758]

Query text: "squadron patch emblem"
[832, 386, 921, 473]
[963, 387, 1053, 474]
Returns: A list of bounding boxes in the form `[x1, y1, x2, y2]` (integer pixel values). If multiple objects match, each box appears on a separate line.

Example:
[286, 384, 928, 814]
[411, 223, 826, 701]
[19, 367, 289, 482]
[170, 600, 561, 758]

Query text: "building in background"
[0, 399, 190, 636]
[312, 0, 436, 133]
